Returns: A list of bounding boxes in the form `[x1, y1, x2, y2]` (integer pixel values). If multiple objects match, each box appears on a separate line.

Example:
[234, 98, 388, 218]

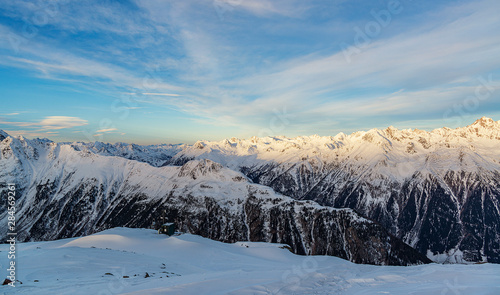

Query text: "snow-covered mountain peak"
[177, 159, 247, 182]
[0, 129, 10, 141]
[470, 116, 497, 128]
[159, 118, 500, 213]
[333, 132, 347, 140]
[458, 116, 500, 139]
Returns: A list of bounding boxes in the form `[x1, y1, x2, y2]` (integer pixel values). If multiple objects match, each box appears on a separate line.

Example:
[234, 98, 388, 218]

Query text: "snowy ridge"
[170, 117, 500, 178]
[68, 141, 186, 167]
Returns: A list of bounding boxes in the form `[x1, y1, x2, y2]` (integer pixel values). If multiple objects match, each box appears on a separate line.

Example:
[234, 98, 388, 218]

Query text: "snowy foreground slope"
[0, 133, 429, 265]
[0, 228, 498, 295]
[69, 117, 500, 264]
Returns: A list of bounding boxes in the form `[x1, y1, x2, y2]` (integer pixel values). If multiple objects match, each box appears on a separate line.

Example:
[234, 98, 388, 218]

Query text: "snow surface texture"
[0, 228, 498, 295]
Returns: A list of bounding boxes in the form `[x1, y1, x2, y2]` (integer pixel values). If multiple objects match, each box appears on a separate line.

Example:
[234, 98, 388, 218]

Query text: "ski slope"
[1, 228, 498, 295]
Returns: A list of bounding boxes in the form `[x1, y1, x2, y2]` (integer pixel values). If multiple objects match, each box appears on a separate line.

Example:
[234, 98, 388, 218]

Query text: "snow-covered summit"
[165, 117, 499, 182]
[470, 116, 498, 127]
[3, 116, 498, 175]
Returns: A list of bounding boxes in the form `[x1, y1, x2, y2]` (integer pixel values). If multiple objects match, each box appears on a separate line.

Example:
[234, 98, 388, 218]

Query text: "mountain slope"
[0, 134, 429, 266]
[68, 141, 186, 167]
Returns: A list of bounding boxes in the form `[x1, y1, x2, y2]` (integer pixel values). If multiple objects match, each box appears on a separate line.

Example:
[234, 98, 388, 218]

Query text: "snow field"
[1, 227, 498, 295]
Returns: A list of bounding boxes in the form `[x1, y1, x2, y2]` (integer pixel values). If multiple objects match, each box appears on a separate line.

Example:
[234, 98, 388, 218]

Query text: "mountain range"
[1, 117, 499, 264]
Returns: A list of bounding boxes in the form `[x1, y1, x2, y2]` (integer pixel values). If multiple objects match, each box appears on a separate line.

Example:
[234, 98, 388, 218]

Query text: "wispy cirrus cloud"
[0, 116, 88, 132]
[96, 128, 117, 133]
[173, 0, 500, 133]
[223, 0, 307, 17]
[0, 0, 498, 142]
[126, 92, 181, 97]
[127, 0, 499, 133]
[0, 0, 155, 36]
[38, 116, 88, 130]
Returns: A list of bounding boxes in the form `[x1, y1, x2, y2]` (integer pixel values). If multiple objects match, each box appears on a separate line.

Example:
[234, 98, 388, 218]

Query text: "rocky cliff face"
[255, 166, 500, 263]
[0, 135, 430, 266]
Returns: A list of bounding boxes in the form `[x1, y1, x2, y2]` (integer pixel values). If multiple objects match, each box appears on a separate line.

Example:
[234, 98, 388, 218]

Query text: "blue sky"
[0, 0, 499, 144]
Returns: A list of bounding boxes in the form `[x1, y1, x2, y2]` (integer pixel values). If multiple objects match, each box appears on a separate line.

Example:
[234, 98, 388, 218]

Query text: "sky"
[0, 0, 499, 144]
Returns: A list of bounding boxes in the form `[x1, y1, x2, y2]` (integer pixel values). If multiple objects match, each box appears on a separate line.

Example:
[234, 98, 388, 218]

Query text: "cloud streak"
[0, 116, 88, 132]
[96, 128, 118, 133]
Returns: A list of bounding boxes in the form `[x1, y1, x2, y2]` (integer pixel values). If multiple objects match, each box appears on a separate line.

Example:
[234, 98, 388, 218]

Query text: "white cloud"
[96, 128, 117, 133]
[126, 93, 180, 97]
[0, 116, 88, 131]
[0, 1, 154, 36]
[206, 0, 500, 124]
[39, 116, 88, 130]
[234, 0, 296, 17]
[0, 23, 185, 93]
[212, 0, 309, 18]
[129, 0, 500, 134]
